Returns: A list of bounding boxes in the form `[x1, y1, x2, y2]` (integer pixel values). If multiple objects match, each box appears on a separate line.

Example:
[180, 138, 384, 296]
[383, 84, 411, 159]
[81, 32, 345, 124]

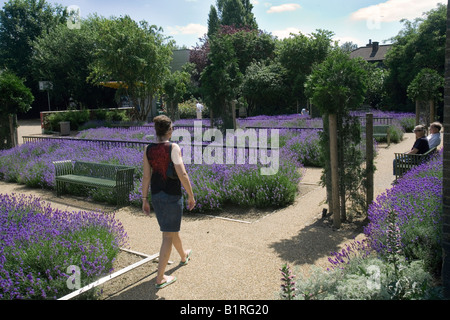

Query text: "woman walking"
[142, 115, 196, 289]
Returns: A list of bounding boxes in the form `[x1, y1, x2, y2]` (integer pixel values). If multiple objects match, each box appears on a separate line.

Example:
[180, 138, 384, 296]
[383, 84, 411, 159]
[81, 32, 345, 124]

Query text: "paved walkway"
[6, 120, 419, 300]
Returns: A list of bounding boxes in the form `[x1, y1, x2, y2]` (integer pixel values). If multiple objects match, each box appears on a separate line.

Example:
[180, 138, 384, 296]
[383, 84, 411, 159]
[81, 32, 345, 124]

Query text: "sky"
[1, 0, 446, 48]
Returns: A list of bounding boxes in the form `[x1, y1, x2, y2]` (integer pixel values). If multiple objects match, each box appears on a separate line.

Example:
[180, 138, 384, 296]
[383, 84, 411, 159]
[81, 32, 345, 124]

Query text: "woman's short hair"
[154, 115, 172, 137]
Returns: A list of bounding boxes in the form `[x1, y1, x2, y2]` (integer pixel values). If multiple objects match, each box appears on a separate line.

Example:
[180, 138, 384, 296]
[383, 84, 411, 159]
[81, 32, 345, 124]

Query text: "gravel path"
[4, 119, 417, 300]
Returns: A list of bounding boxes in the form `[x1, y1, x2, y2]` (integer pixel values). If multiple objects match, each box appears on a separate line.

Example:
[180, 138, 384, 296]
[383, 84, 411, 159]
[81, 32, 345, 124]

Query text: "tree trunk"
[442, 0, 450, 299]
[429, 99, 435, 125]
[415, 100, 420, 126]
[329, 113, 340, 229]
[366, 113, 374, 209]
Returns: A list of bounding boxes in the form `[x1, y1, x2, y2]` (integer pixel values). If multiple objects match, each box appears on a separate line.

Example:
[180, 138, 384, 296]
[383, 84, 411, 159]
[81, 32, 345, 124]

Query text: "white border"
[58, 248, 166, 300]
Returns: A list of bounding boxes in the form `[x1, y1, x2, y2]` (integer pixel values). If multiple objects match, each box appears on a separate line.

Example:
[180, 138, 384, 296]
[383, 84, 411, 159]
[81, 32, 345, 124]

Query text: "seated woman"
[393, 125, 430, 175]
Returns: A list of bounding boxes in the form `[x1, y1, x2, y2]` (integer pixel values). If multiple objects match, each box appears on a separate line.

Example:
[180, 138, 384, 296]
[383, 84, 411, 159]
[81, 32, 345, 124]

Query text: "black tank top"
[146, 142, 181, 196]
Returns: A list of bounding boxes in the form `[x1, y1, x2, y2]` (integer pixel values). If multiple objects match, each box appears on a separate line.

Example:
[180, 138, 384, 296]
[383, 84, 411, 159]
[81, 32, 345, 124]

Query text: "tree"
[385, 3, 446, 110]
[442, 0, 450, 300]
[88, 16, 173, 121]
[163, 70, 191, 120]
[241, 61, 288, 115]
[201, 33, 241, 131]
[361, 62, 388, 109]
[216, 0, 257, 30]
[305, 49, 368, 228]
[340, 41, 358, 53]
[207, 5, 220, 38]
[0, 70, 34, 149]
[407, 68, 444, 126]
[0, 0, 67, 80]
[276, 29, 334, 110]
[31, 16, 114, 109]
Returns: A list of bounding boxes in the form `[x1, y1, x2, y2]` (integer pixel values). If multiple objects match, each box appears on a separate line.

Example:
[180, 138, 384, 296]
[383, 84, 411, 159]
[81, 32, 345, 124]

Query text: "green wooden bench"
[373, 125, 391, 146]
[394, 146, 437, 181]
[53, 160, 135, 206]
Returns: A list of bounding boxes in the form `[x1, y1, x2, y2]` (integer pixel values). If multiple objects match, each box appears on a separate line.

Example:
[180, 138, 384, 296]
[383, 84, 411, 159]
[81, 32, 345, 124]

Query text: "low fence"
[22, 136, 280, 151]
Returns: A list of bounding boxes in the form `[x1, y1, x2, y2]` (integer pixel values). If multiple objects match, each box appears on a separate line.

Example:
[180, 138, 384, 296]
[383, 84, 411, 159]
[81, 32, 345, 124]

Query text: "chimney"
[372, 41, 379, 52]
[367, 39, 372, 47]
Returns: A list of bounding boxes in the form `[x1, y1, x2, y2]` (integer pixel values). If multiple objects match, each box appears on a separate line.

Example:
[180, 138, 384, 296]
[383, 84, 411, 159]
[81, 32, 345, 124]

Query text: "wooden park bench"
[394, 146, 437, 181]
[372, 125, 391, 146]
[53, 160, 135, 206]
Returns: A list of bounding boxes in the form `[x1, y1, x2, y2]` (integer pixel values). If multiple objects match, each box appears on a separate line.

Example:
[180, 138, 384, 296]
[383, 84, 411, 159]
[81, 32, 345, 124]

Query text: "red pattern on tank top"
[148, 143, 170, 180]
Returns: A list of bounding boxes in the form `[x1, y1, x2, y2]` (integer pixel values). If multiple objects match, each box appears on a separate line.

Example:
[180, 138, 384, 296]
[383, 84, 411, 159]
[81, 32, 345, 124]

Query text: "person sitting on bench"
[393, 125, 429, 175]
[427, 122, 442, 149]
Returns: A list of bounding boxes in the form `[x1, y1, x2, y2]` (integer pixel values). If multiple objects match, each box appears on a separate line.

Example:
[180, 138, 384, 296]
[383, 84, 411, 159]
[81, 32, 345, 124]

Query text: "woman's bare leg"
[156, 232, 174, 284]
[171, 232, 191, 263]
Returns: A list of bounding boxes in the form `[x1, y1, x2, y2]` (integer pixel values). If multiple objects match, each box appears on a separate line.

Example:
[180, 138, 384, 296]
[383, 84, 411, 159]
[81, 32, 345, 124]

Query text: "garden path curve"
[1, 120, 420, 300]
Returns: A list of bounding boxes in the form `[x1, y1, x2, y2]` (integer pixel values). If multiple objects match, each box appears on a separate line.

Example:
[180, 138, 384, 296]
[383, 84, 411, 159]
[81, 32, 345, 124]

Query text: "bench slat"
[53, 160, 135, 206]
[394, 147, 437, 180]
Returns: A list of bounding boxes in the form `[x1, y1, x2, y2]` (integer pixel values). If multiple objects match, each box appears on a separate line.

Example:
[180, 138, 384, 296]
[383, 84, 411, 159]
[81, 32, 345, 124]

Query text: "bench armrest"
[115, 167, 135, 186]
[53, 160, 73, 176]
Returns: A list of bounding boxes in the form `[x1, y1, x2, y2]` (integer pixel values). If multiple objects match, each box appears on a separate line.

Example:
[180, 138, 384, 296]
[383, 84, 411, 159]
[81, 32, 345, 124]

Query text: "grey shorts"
[152, 191, 183, 232]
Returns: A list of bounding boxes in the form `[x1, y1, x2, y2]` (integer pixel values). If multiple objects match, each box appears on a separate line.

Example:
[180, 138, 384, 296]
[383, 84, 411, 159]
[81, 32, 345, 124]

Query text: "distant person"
[142, 115, 196, 289]
[301, 108, 309, 116]
[196, 101, 204, 120]
[393, 125, 430, 175]
[427, 122, 442, 149]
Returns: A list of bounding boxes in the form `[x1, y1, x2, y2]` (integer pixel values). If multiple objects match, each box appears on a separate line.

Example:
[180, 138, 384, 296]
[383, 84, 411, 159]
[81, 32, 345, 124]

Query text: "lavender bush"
[364, 151, 443, 272]
[0, 193, 128, 299]
[0, 134, 301, 212]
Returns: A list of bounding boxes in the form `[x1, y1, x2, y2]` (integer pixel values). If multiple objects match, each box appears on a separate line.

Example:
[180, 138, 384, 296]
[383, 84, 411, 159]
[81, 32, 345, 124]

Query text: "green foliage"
[164, 70, 191, 120]
[305, 48, 368, 114]
[363, 62, 388, 108]
[289, 256, 436, 300]
[31, 17, 113, 109]
[384, 3, 446, 108]
[46, 110, 90, 131]
[201, 33, 242, 130]
[276, 29, 334, 108]
[0, 70, 34, 149]
[88, 15, 173, 121]
[215, 0, 258, 30]
[407, 68, 444, 102]
[0, 70, 34, 114]
[305, 48, 369, 217]
[178, 98, 209, 119]
[0, 0, 67, 79]
[241, 61, 289, 115]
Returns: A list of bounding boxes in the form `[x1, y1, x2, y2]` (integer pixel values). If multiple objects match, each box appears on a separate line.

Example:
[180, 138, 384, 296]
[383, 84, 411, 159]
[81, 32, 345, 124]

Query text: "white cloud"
[267, 3, 301, 14]
[272, 27, 301, 39]
[334, 35, 365, 47]
[351, 0, 445, 23]
[167, 23, 207, 36]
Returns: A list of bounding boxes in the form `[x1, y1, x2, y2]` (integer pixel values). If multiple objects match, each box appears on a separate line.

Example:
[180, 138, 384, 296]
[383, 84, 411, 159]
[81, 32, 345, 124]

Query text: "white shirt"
[427, 133, 441, 149]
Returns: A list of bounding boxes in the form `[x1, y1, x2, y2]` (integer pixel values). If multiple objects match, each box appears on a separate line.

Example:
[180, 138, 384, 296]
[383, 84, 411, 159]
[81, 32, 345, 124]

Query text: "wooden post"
[329, 113, 340, 229]
[366, 113, 374, 209]
[231, 99, 237, 130]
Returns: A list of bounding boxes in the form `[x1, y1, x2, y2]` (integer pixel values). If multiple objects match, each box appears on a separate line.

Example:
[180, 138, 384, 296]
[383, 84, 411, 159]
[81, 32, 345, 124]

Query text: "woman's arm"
[172, 143, 196, 210]
[142, 146, 152, 214]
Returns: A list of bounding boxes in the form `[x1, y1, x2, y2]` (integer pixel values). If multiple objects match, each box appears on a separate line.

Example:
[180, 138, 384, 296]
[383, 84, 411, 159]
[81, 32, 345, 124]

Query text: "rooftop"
[350, 40, 392, 63]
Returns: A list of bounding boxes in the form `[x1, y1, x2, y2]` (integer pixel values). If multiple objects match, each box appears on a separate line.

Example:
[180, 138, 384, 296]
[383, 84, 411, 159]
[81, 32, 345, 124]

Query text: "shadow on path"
[269, 217, 365, 267]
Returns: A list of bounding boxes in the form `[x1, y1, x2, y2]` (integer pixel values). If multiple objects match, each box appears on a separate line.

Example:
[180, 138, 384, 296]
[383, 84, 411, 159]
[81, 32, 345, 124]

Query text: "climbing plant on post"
[407, 68, 444, 126]
[305, 49, 367, 228]
[0, 70, 34, 149]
